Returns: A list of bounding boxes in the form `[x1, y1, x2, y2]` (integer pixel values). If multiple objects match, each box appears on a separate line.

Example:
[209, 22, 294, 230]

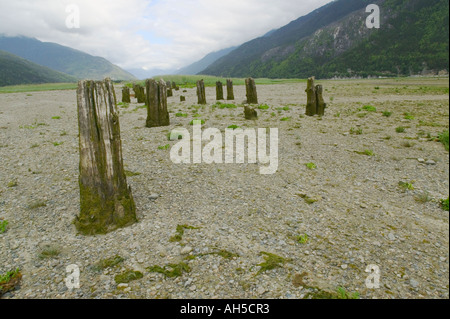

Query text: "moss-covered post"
[146, 79, 170, 128]
[180, 96, 186, 102]
[245, 77, 258, 104]
[305, 77, 317, 116]
[316, 84, 326, 116]
[133, 84, 146, 104]
[197, 79, 207, 105]
[244, 105, 258, 120]
[226, 79, 234, 100]
[167, 81, 173, 97]
[75, 78, 137, 235]
[216, 81, 224, 100]
[122, 86, 131, 103]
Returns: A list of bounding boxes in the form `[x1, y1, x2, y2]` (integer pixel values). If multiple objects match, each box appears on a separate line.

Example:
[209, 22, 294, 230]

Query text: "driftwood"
[196, 79, 207, 105]
[146, 79, 170, 128]
[226, 79, 234, 100]
[75, 78, 137, 235]
[216, 81, 224, 100]
[122, 86, 131, 103]
[245, 78, 258, 104]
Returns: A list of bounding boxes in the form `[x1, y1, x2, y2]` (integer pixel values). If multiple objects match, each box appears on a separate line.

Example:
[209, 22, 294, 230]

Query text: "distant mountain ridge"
[0, 50, 77, 86]
[0, 35, 137, 81]
[201, 0, 449, 78]
[175, 46, 237, 75]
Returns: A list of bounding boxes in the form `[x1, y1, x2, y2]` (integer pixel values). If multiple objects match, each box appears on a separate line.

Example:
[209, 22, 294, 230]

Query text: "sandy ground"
[0, 78, 448, 299]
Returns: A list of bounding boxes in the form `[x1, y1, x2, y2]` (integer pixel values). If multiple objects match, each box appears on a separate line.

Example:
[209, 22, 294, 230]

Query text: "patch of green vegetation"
[403, 112, 415, 120]
[216, 102, 237, 109]
[418, 120, 443, 128]
[438, 130, 449, 151]
[362, 105, 377, 112]
[355, 149, 375, 156]
[0, 83, 77, 94]
[175, 113, 188, 118]
[147, 262, 191, 278]
[200, 249, 240, 260]
[280, 117, 292, 121]
[7, 180, 18, 188]
[297, 193, 319, 205]
[28, 200, 47, 209]
[158, 144, 171, 150]
[51, 116, 61, 120]
[350, 127, 363, 135]
[398, 181, 415, 191]
[190, 119, 205, 125]
[0, 268, 22, 296]
[305, 286, 360, 300]
[53, 142, 63, 146]
[441, 197, 449, 212]
[258, 104, 270, 110]
[38, 246, 61, 260]
[305, 163, 317, 170]
[114, 270, 143, 284]
[383, 111, 393, 117]
[0, 220, 9, 234]
[125, 170, 141, 177]
[227, 125, 241, 130]
[169, 224, 200, 242]
[93, 255, 125, 272]
[256, 252, 289, 275]
[396, 127, 406, 133]
[296, 234, 309, 244]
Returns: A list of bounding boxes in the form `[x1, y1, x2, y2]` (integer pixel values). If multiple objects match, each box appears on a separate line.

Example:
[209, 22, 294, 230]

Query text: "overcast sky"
[0, 0, 333, 72]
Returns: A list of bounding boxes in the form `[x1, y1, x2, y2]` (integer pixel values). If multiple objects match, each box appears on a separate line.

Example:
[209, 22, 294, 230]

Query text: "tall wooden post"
[167, 81, 173, 97]
[75, 78, 137, 235]
[216, 81, 224, 100]
[316, 85, 326, 116]
[133, 84, 146, 104]
[146, 79, 170, 128]
[122, 87, 131, 103]
[226, 79, 234, 101]
[197, 79, 207, 105]
[305, 77, 317, 116]
[245, 78, 258, 104]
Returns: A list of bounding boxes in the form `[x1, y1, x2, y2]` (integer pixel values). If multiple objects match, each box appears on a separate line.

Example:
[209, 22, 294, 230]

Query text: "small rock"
[410, 279, 419, 288]
[388, 233, 396, 241]
[149, 194, 159, 200]
[418, 158, 425, 163]
[118, 283, 129, 289]
[181, 246, 193, 255]
[341, 264, 348, 270]
[426, 160, 436, 165]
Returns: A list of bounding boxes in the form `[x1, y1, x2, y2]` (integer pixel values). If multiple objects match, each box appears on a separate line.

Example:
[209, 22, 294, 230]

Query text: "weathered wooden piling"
[122, 86, 131, 103]
[75, 78, 137, 235]
[226, 79, 234, 100]
[196, 79, 207, 105]
[305, 77, 317, 116]
[245, 78, 258, 104]
[146, 79, 170, 128]
[305, 77, 326, 116]
[166, 81, 173, 97]
[244, 105, 258, 120]
[216, 81, 224, 100]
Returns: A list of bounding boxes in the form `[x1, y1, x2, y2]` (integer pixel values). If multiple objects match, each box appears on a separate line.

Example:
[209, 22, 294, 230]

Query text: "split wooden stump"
[216, 81, 224, 100]
[196, 79, 207, 105]
[146, 79, 170, 128]
[305, 77, 327, 116]
[75, 78, 137, 235]
[245, 78, 258, 104]
[244, 105, 258, 120]
[122, 86, 131, 103]
[226, 79, 234, 100]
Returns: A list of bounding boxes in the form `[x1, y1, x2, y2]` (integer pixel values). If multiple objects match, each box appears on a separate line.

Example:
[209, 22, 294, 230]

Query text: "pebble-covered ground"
[0, 78, 449, 299]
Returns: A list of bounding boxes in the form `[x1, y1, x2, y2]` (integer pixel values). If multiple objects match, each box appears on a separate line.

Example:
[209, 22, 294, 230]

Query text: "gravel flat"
[0, 78, 448, 299]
